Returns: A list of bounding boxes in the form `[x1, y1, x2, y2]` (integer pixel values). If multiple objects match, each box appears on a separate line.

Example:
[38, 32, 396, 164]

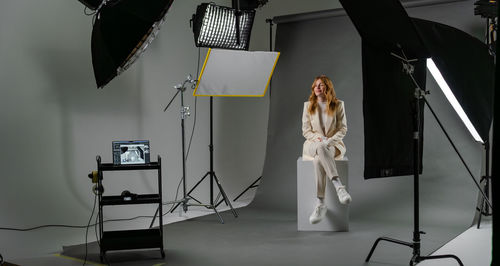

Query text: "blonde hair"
[308, 75, 339, 116]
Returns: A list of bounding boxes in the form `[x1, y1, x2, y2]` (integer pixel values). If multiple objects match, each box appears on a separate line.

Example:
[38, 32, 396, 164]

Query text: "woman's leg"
[331, 177, 343, 190]
[317, 145, 351, 205]
[309, 143, 329, 224]
[313, 156, 327, 199]
[316, 144, 338, 178]
[330, 175, 351, 203]
[328, 147, 351, 204]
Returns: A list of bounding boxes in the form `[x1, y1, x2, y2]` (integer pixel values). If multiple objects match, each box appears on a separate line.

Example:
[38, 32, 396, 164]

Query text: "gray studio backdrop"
[251, 0, 485, 231]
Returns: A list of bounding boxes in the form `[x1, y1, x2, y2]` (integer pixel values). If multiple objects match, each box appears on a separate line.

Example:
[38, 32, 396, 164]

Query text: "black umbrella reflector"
[193, 3, 256, 50]
[91, 0, 175, 88]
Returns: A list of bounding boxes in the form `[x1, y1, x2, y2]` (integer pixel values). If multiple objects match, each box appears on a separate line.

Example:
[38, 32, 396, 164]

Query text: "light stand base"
[168, 96, 238, 223]
[233, 176, 261, 201]
[365, 53, 464, 266]
[169, 171, 238, 224]
[477, 174, 492, 228]
[150, 197, 225, 226]
[366, 236, 464, 266]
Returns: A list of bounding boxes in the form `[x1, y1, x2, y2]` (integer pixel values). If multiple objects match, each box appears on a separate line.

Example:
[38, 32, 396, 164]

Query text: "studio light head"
[192, 3, 256, 50]
[474, 0, 498, 19]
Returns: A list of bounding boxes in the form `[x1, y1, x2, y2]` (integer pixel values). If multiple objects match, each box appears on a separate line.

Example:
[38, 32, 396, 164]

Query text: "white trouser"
[310, 143, 339, 199]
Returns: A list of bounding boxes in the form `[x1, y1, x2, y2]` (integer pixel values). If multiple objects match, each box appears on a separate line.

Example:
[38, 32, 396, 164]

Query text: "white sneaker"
[309, 203, 327, 224]
[337, 186, 352, 205]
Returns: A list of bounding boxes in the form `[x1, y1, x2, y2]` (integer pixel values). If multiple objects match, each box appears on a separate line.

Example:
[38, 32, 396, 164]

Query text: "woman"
[302, 75, 351, 224]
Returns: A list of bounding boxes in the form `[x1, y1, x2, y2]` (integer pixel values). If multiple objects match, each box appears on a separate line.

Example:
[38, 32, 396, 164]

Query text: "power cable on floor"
[83, 193, 98, 265]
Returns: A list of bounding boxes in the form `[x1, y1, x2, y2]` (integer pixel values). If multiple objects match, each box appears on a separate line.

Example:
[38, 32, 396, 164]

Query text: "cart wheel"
[161, 250, 165, 258]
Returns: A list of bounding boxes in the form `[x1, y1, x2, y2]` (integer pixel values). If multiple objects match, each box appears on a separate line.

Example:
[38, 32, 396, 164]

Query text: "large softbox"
[412, 18, 495, 143]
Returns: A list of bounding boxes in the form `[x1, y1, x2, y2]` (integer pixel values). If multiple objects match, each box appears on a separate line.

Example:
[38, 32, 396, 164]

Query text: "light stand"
[339, 1, 494, 264]
[476, 11, 496, 228]
[366, 50, 464, 266]
[185, 48, 278, 216]
[477, 141, 492, 228]
[150, 75, 225, 227]
[169, 96, 238, 223]
[233, 18, 273, 201]
[421, 92, 492, 210]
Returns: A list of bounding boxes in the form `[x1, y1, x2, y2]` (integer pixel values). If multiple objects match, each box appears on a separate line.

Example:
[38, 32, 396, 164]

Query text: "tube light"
[426, 58, 484, 143]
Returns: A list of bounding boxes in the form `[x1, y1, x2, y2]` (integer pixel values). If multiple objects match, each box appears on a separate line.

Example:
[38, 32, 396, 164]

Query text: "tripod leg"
[213, 173, 238, 218]
[366, 237, 413, 262]
[170, 201, 182, 213]
[149, 206, 160, 229]
[211, 204, 224, 224]
[418, 254, 464, 266]
[215, 192, 230, 208]
[215, 192, 225, 208]
[477, 175, 493, 228]
[188, 172, 210, 197]
[170, 172, 210, 213]
[233, 176, 262, 201]
[189, 195, 203, 205]
[477, 196, 484, 229]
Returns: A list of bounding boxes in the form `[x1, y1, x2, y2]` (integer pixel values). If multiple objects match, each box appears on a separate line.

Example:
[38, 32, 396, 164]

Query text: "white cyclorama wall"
[0, 0, 229, 234]
[0, 0, 343, 258]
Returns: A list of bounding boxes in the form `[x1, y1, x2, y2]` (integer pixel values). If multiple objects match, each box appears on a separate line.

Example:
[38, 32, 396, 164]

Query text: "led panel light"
[427, 58, 484, 143]
[193, 3, 256, 50]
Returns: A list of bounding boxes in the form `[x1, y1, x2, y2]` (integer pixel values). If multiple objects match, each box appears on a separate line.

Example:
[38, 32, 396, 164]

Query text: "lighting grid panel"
[195, 3, 255, 50]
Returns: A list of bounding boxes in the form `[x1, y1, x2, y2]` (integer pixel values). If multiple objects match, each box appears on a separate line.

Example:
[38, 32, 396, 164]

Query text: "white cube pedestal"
[297, 157, 349, 231]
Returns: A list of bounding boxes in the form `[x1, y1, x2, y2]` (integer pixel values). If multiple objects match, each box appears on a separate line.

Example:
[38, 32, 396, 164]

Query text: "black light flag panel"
[362, 41, 426, 179]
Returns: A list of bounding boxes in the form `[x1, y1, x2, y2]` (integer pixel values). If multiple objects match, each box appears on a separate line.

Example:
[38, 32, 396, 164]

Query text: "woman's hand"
[317, 136, 328, 142]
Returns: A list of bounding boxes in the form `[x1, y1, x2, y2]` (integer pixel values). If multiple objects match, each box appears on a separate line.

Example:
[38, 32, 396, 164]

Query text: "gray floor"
[9, 206, 474, 266]
[419, 220, 491, 266]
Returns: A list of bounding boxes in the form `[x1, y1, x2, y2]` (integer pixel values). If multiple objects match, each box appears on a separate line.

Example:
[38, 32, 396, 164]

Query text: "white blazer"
[302, 100, 347, 160]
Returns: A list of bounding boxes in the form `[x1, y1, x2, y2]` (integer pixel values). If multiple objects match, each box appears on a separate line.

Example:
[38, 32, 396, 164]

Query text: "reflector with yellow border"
[193, 48, 280, 97]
